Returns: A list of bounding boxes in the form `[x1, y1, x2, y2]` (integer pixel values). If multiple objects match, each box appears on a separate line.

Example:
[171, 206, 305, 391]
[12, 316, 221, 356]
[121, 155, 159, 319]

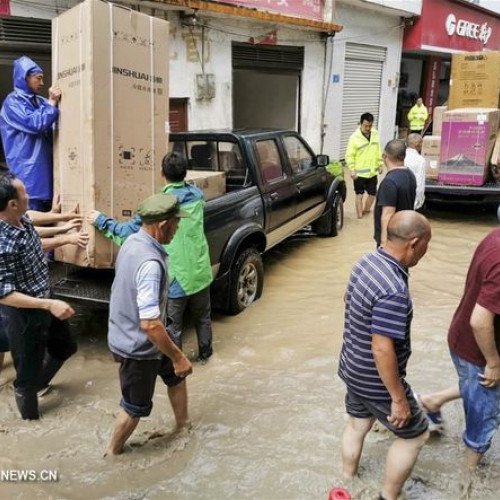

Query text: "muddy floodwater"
[1, 186, 499, 499]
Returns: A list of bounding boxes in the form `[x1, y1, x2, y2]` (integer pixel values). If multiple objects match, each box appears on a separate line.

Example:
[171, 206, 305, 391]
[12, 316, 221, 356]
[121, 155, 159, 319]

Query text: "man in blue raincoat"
[0, 56, 61, 211]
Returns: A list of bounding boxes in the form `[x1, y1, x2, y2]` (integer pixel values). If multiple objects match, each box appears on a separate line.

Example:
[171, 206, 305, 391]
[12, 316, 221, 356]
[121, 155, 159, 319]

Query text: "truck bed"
[425, 179, 500, 205]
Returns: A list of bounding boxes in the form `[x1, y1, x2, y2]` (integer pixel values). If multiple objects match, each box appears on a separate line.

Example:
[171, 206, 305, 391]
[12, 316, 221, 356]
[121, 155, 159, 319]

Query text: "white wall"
[169, 15, 326, 151]
[324, 2, 403, 158]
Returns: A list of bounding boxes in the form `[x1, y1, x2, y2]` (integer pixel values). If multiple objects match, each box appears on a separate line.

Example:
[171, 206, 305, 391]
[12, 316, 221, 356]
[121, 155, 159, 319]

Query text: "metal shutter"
[0, 16, 51, 52]
[232, 42, 304, 72]
[340, 43, 386, 157]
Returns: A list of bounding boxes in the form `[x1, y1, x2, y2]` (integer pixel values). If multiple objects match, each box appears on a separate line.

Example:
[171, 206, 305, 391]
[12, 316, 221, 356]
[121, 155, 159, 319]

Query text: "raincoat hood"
[13, 56, 43, 95]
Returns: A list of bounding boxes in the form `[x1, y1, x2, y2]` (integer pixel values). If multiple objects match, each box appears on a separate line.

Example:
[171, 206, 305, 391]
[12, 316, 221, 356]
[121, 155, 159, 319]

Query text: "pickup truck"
[425, 179, 500, 222]
[52, 129, 346, 314]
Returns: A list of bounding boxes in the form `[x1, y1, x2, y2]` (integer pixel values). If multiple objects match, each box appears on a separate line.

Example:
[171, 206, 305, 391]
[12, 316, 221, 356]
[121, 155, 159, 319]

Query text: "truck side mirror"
[315, 154, 329, 167]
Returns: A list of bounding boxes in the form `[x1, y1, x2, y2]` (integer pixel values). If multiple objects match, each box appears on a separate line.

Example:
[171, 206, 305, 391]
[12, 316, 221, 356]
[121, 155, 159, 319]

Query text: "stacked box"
[438, 109, 500, 186]
[185, 170, 226, 201]
[432, 106, 447, 136]
[52, 0, 169, 268]
[422, 136, 441, 180]
[449, 52, 500, 110]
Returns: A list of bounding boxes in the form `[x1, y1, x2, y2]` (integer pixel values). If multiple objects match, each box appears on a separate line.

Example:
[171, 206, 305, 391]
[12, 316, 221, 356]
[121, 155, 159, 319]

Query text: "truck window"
[255, 139, 285, 183]
[283, 135, 314, 174]
[187, 141, 219, 171]
[218, 142, 250, 187]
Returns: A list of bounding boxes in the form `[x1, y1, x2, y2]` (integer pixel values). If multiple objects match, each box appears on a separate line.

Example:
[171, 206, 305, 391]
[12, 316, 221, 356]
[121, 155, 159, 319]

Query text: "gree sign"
[445, 13, 493, 44]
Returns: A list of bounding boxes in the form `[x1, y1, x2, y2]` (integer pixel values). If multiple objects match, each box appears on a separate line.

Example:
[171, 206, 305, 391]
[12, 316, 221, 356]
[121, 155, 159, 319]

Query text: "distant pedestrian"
[405, 134, 426, 210]
[374, 140, 416, 247]
[407, 97, 428, 135]
[338, 210, 432, 500]
[106, 193, 192, 456]
[0, 173, 77, 420]
[345, 113, 383, 219]
[0, 56, 61, 211]
[89, 152, 214, 362]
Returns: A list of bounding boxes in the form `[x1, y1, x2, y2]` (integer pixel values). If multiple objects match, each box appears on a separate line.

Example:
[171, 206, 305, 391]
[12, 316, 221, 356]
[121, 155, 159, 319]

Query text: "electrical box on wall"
[195, 73, 216, 100]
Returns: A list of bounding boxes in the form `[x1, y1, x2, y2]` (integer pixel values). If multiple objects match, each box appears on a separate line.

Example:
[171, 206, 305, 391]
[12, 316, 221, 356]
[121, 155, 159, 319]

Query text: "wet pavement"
[0, 184, 499, 499]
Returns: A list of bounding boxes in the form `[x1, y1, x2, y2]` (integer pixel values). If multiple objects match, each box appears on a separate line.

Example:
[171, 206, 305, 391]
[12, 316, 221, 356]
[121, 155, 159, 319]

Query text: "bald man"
[374, 140, 417, 247]
[338, 211, 431, 500]
[405, 134, 426, 210]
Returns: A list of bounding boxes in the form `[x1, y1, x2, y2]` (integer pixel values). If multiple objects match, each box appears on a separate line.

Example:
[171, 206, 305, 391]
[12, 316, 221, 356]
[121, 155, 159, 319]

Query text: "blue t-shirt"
[338, 249, 413, 401]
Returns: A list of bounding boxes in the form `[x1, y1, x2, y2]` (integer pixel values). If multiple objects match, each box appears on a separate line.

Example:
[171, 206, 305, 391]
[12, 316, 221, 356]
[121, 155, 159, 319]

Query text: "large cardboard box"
[432, 106, 447, 136]
[448, 52, 500, 110]
[438, 109, 500, 186]
[185, 170, 226, 201]
[422, 135, 441, 157]
[52, 0, 168, 268]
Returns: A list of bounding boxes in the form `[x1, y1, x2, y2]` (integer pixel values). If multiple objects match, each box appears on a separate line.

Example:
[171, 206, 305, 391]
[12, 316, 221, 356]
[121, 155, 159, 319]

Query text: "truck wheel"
[228, 247, 264, 315]
[315, 194, 344, 237]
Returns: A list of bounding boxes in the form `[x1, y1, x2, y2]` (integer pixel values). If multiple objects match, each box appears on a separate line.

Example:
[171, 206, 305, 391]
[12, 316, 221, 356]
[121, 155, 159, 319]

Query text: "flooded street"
[1, 186, 499, 499]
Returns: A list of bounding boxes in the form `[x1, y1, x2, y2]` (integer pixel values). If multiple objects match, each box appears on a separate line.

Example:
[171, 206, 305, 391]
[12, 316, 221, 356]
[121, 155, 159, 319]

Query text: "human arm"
[371, 293, 411, 427]
[372, 334, 410, 427]
[2, 96, 59, 134]
[0, 292, 74, 320]
[471, 304, 500, 387]
[88, 210, 142, 247]
[380, 206, 396, 246]
[344, 137, 358, 179]
[41, 230, 89, 251]
[48, 86, 61, 107]
[140, 319, 192, 377]
[35, 218, 82, 237]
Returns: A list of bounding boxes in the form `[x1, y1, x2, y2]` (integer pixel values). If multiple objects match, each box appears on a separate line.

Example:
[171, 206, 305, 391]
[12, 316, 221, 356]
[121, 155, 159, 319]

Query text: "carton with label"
[422, 136, 441, 180]
[185, 170, 226, 201]
[52, 0, 169, 268]
[448, 51, 500, 110]
[432, 106, 447, 136]
[438, 109, 500, 186]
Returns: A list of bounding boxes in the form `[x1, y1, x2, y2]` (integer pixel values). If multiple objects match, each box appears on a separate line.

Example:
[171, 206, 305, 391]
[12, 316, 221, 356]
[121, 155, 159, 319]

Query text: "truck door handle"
[270, 192, 279, 201]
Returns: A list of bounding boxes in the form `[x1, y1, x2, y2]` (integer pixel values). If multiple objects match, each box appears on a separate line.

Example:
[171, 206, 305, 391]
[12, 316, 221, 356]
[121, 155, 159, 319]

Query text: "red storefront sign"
[212, 0, 324, 21]
[404, 0, 500, 52]
[0, 0, 10, 16]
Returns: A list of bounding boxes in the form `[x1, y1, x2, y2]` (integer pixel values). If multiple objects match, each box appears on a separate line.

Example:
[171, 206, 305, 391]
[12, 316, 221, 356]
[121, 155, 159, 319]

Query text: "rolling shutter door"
[340, 43, 386, 157]
[232, 42, 304, 72]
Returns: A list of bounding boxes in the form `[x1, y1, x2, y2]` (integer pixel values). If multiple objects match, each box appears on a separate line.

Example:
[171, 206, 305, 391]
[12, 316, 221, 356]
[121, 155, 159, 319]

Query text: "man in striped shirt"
[338, 210, 432, 500]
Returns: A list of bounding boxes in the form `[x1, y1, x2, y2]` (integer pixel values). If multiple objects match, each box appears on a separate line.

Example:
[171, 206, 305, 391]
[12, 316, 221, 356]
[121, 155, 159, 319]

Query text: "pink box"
[438, 109, 499, 186]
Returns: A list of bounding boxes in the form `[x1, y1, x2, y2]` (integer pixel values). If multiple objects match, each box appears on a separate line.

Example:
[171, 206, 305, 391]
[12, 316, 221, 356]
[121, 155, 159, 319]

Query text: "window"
[255, 140, 284, 183]
[283, 135, 314, 174]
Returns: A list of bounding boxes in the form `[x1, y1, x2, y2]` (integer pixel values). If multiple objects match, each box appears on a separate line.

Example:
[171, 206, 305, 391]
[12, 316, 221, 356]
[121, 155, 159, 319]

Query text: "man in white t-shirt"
[405, 133, 426, 210]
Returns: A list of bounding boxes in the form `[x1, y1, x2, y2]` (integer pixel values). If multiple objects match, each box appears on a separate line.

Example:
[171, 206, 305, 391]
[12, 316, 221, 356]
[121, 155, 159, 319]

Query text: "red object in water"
[329, 487, 351, 500]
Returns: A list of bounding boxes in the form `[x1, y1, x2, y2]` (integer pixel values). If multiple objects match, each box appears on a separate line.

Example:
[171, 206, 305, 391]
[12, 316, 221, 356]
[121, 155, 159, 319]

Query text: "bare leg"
[341, 416, 375, 477]
[355, 195, 364, 219]
[458, 449, 482, 499]
[381, 430, 430, 500]
[363, 195, 375, 214]
[168, 380, 189, 429]
[464, 447, 482, 471]
[105, 409, 140, 456]
[421, 385, 460, 412]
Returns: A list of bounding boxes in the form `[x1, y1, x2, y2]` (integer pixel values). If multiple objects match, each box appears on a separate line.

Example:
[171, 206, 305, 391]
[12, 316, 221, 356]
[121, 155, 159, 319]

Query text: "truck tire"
[228, 247, 264, 315]
[315, 194, 344, 237]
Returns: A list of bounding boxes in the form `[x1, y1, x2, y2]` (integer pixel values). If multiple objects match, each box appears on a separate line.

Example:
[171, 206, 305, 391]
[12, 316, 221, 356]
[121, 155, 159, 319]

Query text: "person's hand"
[67, 230, 89, 248]
[387, 398, 411, 428]
[173, 353, 193, 378]
[62, 218, 83, 232]
[87, 210, 101, 225]
[48, 86, 62, 105]
[350, 172, 358, 180]
[48, 299, 75, 320]
[479, 363, 500, 388]
[51, 194, 61, 213]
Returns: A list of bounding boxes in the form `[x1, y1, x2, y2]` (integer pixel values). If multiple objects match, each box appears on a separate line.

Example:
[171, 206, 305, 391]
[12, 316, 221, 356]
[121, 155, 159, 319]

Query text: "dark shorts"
[113, 353, 184, 418]
[345, 388, 428, 439]
[353, 176, 377, 196]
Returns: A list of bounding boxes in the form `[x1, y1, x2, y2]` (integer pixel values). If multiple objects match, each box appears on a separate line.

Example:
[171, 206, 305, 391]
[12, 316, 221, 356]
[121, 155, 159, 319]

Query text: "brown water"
[1, 188, 499, 499]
